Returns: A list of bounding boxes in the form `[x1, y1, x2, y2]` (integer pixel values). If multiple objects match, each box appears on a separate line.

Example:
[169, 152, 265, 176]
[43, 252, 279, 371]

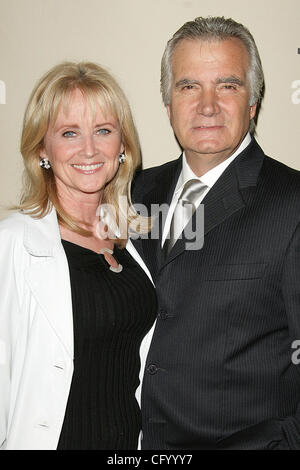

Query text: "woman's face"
[41, 88, 123, 203]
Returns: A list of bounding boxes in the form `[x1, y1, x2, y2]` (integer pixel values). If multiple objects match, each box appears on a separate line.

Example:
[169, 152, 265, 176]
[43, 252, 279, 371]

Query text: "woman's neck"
[58, 187, 103, 230]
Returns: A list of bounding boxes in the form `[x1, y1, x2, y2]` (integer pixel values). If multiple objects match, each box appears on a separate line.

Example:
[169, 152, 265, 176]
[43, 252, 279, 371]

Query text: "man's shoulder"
[132, 158, 180, 199]
[258, 155, 300, 223]
[262, 155, 300, 190]
[137, 158, 180, 180]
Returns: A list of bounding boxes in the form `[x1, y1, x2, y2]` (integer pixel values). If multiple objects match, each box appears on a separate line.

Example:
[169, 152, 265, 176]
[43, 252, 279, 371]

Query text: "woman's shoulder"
[0, 212, 31, 251]
[0, 211, 27, 233]
[0, 208, 61, 255]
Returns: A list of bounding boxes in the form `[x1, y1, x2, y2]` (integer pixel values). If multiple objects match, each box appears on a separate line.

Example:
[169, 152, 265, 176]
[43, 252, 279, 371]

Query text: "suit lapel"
[132, 158, 182, 279]
[163, 138, 265, 266]
[164, 164, 245, 264]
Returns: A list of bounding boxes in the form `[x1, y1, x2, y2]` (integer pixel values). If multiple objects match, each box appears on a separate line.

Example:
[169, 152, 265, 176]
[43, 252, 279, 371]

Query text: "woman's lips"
[71, 162, 104, 174]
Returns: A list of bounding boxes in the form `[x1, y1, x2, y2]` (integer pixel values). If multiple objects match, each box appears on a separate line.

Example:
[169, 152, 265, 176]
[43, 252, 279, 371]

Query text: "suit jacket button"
[147, 364, 158, 374]
[159, 310, 168, 320]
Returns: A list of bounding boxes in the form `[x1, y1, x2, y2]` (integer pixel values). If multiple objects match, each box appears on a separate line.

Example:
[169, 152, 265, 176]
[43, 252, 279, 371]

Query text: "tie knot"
[179, 179, 207, 206]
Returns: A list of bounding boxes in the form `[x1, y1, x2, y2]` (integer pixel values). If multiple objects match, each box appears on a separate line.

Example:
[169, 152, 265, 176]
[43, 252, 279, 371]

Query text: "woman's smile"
[71, 162, 104, 174]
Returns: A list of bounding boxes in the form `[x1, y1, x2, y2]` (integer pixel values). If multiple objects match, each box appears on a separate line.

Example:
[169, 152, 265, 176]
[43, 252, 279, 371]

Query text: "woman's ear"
[40, 147, 47, 159]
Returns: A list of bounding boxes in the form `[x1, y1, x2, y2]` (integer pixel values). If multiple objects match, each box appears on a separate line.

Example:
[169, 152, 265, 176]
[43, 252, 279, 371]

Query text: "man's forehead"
[172, 37, 249, 60]
[171, 37, 250, 76]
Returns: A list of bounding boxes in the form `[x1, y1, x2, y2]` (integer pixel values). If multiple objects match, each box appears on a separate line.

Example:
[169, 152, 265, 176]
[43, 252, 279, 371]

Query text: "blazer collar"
[234, 137, 265, 188]
[23, 207, 61, 257]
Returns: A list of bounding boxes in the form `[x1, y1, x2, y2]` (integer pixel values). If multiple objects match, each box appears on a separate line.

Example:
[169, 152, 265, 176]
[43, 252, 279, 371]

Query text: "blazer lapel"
[163, 138, 265, 266]
[23, 209, 74, 359]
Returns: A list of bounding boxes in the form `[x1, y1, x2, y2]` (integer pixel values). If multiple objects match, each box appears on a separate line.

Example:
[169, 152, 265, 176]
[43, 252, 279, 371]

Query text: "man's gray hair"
[161, 16, 265, 133]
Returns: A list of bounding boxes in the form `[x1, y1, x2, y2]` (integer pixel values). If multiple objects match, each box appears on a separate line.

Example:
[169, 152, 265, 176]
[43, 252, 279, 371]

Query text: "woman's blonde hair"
[19, 61, 146, 247]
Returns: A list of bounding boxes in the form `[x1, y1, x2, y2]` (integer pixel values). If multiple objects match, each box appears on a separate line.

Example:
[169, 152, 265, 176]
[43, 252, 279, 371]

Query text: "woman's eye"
[96, 128, 110, 135]
[62, 131, 76, 137]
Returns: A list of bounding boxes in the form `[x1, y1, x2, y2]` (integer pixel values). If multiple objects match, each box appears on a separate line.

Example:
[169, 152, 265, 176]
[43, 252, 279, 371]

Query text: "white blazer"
[0, 208, 154, 450]
[0, 208, 74, 449]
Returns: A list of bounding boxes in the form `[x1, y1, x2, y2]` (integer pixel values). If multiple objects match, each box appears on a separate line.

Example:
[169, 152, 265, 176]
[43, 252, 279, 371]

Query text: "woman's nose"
[82, 135, 97, 157]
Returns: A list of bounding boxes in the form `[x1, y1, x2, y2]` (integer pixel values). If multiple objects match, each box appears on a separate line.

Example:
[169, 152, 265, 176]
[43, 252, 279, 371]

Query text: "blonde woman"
[0, 62, 156, 450]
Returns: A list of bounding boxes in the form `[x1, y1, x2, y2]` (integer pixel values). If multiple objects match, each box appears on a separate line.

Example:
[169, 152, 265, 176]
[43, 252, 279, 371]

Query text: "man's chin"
[188, 143, 228, 156]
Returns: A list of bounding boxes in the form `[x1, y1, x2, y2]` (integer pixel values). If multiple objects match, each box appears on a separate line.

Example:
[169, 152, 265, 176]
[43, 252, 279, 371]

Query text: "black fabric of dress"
[57, 240, 157, 450]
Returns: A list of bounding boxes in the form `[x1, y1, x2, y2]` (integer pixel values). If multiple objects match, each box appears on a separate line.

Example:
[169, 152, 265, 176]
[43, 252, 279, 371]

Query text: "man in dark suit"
[132, 16, 300, 450]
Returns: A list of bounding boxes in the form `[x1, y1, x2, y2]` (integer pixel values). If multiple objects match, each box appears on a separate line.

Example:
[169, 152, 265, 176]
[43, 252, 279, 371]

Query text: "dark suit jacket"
[132, 138, 300, 450]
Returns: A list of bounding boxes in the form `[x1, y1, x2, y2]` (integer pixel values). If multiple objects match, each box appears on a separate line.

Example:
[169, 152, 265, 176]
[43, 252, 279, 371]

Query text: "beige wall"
[0, 0, 299, 219]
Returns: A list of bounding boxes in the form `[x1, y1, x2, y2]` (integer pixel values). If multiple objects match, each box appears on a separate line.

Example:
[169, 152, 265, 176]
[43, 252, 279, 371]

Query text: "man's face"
[167, 38, 257, 171]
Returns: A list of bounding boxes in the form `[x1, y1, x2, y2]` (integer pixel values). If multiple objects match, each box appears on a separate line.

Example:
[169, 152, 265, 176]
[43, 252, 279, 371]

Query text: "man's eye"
[223, 85, 237, 90]
[183, 85, 195, 90]
[62, 131, 76, 137]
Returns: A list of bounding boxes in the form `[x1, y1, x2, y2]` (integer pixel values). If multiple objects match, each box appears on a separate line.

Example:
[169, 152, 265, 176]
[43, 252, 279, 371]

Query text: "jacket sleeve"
[0, 224, 22, 448]
[281, 219, 300, 449]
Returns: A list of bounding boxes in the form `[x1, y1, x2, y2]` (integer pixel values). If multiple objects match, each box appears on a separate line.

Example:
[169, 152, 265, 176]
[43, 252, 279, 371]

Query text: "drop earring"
[39, 157, 51, 169]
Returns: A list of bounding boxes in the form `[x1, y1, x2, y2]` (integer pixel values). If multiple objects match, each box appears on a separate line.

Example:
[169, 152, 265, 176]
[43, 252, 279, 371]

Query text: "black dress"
[57, 241, 157, 450]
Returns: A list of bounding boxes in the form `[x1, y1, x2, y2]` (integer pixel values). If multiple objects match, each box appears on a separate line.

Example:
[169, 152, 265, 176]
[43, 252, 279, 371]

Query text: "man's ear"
[250, 102, 257, 120]
[166, 104, 171, 120]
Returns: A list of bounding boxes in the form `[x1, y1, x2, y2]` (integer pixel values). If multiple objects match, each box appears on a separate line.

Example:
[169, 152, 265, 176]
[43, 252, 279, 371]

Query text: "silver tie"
[164, 179, 207, 255]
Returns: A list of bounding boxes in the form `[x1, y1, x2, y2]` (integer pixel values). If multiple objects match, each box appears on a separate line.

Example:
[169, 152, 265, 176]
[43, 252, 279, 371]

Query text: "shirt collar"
[176, 132, 252, 194]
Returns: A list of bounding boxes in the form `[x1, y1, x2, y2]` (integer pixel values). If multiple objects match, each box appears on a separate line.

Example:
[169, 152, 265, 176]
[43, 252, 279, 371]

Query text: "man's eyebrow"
[215, 76, 244, 86]
[174, 79, 200, 88]
[174, 76, 245, 88]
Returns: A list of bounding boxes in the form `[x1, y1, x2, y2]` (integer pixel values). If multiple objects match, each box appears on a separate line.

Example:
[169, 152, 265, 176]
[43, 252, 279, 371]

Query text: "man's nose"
[196, 87, 219, 116]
